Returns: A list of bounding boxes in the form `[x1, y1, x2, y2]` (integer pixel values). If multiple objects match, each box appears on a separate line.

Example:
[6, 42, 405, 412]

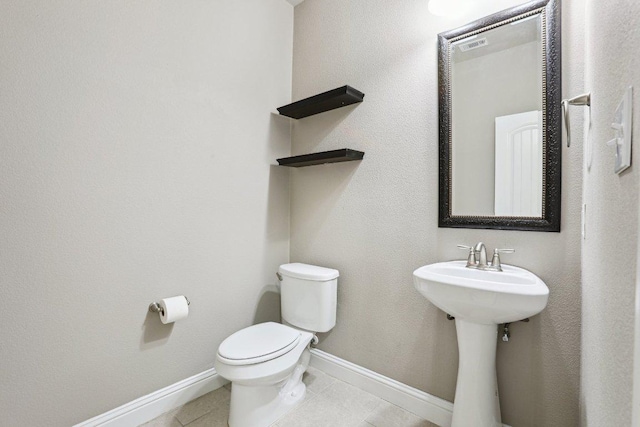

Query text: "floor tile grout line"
[359, 395, 390, 427]
[183, 412, 209, 427]
[361, 405, 377, 425]
[269, 387, 320, 426]
[316, 378, 342, 398]
[311, 382, 334, 396]
[304, 368, 339, 395]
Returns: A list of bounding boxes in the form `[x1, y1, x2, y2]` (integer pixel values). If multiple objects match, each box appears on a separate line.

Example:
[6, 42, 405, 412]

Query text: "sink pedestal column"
[452, 319, 501, 427]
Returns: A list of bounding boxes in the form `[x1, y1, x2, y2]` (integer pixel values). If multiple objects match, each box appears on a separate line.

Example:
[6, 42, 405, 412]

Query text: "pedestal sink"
[413, 260, 549, 427]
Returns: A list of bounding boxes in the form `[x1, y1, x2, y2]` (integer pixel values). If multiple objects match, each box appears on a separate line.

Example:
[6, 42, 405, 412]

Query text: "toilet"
[214, 263, 339, 427]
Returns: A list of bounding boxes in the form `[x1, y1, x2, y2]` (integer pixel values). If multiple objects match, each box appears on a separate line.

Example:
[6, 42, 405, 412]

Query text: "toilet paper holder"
[149, 297, 190, 316]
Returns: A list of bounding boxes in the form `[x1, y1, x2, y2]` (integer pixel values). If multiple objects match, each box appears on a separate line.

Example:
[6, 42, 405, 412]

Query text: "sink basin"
[413, 260, 549, 427]
[413, 260, 549, 324]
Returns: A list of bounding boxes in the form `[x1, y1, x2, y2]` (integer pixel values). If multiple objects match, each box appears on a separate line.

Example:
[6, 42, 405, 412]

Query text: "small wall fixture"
[606, 86, 633, 174]
[562, 93, 591, 148]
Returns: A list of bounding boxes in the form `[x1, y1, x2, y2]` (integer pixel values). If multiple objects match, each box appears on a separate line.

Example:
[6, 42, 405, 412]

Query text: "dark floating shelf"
[277, 149, 365, 168]
[277, 85, 365, 119]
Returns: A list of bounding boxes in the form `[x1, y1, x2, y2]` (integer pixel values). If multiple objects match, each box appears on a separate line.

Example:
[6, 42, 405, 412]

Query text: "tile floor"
[140, 367, 438, 427]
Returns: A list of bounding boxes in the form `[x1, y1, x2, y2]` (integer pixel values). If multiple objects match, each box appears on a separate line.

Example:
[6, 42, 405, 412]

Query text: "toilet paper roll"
[159, 296, 189, 324]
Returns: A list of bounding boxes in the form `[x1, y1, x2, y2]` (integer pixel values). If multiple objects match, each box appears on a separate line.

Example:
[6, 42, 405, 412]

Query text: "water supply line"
[446, 314, 530, 342]
[501, 318, 530, 342]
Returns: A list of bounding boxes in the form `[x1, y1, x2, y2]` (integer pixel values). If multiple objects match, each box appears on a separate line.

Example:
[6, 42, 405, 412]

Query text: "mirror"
[438, 0, 561, 232]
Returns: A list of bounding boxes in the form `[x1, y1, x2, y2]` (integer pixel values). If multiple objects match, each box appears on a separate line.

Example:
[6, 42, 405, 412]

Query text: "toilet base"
[228, 379, 306, 427]
[228, 349, 310, 427]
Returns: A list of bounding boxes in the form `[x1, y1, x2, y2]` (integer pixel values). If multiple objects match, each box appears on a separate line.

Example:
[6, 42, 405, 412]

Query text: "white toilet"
[214, 263, 339, 427]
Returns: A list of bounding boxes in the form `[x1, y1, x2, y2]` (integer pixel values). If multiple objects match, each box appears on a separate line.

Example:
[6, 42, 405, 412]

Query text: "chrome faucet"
[457, 243, 514, 272]
[474, 242, 488, 269]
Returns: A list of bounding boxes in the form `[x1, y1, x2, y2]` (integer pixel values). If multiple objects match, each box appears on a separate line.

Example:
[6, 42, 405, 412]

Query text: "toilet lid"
[217, 322, 301, 366]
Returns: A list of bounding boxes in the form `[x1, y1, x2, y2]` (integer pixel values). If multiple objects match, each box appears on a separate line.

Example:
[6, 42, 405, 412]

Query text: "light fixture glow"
[428, 0, 474, 17]
[428, 0, 515, 19]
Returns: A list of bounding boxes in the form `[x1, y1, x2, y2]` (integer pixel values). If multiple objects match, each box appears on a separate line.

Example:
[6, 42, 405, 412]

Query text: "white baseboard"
[310, 349, 454, 427]
[74, 368, 228, 427]
[310, 349, 511, 427]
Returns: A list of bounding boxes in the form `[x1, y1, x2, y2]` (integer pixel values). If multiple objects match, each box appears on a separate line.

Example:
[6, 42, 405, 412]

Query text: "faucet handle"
[491, 248, 515, 271]
[457, 244, 477, 267]
[494, 248, 515, 254]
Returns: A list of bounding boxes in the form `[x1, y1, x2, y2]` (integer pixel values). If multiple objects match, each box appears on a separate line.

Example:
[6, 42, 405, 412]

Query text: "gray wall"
[290, 1, 583, 426]
[581, 0, 640, 425]
[0, 1, 293, 425]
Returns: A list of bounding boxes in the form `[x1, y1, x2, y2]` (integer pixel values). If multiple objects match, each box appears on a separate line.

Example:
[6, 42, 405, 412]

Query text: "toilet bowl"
[215, 322, 314, 426]
[214, 263, 339, 427]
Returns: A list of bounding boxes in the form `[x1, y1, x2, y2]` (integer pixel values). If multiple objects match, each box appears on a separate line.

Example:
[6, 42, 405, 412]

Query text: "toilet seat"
[217, 322, 301, 366]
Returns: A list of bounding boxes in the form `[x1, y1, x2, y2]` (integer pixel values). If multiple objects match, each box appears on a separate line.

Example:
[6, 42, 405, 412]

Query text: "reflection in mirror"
[451, 15, 542, 217]
[438, 0, 561, 232]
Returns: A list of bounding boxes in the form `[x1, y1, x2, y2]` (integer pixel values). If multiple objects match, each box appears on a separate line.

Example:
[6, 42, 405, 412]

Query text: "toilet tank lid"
[279, 263, 339, 281]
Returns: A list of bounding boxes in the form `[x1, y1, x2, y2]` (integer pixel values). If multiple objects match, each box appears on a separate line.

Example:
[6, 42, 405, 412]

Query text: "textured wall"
[581, 0, 640, 425]
[291, 1, 583, 426]
[0, 1, 292, 425]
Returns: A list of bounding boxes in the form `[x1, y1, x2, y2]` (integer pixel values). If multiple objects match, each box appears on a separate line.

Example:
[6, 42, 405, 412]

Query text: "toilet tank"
[278, 263, 339, 333]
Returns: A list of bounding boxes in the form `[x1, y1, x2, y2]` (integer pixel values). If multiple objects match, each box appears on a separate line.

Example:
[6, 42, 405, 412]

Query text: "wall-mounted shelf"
[277, 149, 364, 167]
[277, 85, 365, 119]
